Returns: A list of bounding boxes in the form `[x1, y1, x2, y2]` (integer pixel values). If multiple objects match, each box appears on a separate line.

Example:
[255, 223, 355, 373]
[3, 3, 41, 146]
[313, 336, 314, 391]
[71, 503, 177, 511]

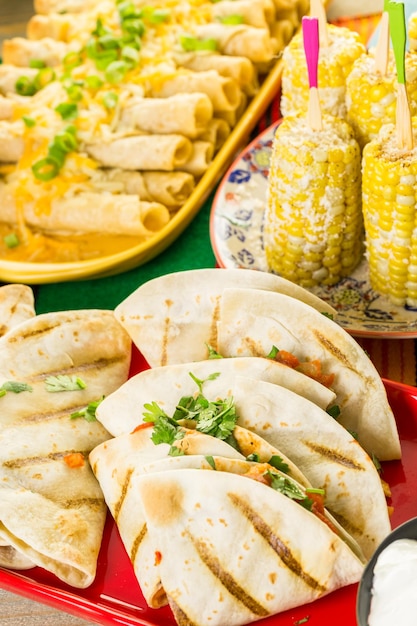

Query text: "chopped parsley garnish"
[45, 375, 87, 392]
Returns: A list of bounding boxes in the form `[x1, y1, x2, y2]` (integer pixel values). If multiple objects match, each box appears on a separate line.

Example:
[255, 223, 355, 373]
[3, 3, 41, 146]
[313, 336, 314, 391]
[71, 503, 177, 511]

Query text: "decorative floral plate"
[210, 122, 417, 339]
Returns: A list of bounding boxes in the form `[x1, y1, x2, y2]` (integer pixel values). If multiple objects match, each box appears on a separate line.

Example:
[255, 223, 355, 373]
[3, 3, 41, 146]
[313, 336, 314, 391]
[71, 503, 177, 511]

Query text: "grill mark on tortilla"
[187, 530, 269, 617]
[303, 441, 365, 470]
[208, 295, 221, 349]
[6, 317, 79, 343]
[14, 403, 103, 423]
[0, 324, 7, 338]
[161, 300, 173, 366]
[228, 493, 328, 594]
[60, 497, 103, 509]
[3, 450, 90, 468]
[130, 523, 147, 564]
[114, 467, 134, 523]
[313, 330, 352, 368]
[327, 508, 365, 539]
[169, 597, 199, 626]
[19, 356, 125, 381]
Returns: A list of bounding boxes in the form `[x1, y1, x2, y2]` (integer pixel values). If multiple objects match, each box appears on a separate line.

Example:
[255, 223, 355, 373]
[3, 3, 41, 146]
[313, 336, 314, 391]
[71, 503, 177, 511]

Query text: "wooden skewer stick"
[309, 0, 329, 47]
[388, 1, 413, 150]
[374, 11, 390, 76]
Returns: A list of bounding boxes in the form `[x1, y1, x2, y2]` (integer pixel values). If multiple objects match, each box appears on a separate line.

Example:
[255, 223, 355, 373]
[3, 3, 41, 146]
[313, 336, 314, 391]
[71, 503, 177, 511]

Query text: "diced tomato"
[296, 360, 335, 388]
[132, 422, 154, 434]
[64, 452, 85, 468]
[275, 350, 300, 369]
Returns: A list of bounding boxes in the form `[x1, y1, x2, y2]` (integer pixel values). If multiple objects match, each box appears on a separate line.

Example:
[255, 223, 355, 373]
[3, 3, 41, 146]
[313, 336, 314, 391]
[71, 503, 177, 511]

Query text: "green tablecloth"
[32, 191, 216, 315]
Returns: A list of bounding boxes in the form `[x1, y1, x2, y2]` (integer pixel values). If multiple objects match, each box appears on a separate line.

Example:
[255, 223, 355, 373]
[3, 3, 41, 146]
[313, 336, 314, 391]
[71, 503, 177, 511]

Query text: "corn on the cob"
[264, 113, 363, 287]
[362, 123, 417, 308]
[408, 11, 417, 52]
[346, 49, 417, 150]
[280, 23, 366, 118]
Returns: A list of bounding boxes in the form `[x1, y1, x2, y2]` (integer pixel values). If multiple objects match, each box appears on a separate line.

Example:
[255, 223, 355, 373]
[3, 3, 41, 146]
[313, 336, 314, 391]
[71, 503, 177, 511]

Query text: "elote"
[346, 49, 417, 149]
[264, 113, 364, 287]
[362, 122, 417, 308]
[280, 23, 366, 118]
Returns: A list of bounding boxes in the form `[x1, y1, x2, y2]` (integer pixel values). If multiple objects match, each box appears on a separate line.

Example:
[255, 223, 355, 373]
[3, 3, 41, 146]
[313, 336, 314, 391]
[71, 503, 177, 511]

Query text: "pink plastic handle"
[302, 16, 319, 89]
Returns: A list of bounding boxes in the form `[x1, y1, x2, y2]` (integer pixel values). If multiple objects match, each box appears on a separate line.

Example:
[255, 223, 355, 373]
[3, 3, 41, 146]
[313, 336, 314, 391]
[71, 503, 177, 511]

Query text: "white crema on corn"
[362, 123, 417, 308]
[264, 114, 364, 287]
[280, 24, 366, 119]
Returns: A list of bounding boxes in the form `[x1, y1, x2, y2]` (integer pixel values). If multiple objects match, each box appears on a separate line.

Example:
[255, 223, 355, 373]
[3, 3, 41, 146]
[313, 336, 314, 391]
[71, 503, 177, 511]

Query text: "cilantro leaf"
[70, 396, 103, 421]
[268, 455, 290, 474]
[45, 374, 87, 392]
[205, 343, 223, 359]
[0, 381, 33, 395]
[267, 471, 313, 509]
[143, 401, 169, 422]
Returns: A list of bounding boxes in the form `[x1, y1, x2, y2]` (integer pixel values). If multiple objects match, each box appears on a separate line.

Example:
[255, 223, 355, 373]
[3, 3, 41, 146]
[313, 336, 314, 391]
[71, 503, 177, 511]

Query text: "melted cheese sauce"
[0, 222, 141, 263]
[368, 538, 417, 626]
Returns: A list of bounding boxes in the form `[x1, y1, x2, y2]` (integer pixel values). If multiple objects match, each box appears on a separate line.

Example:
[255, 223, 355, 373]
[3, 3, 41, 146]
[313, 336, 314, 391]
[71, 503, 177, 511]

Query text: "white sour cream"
[368, 538, 417, 626]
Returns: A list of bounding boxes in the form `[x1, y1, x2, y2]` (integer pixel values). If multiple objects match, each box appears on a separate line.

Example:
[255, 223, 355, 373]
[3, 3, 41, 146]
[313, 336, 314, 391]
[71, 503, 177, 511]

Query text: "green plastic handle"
[388, 1, 406, 84]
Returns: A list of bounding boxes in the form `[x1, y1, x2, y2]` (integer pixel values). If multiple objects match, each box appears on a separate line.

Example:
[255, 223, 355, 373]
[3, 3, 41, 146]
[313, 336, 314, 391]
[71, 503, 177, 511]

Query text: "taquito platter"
[0, 0, 309, 284]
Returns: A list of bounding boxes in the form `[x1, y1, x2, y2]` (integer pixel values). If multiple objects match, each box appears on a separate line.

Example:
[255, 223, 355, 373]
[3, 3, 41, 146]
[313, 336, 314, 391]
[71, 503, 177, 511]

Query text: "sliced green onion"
[121, 45, 139, 66]
[32, 157, 60, 181]
[15, 76, 36, 97]
[55, 102, 78, 120]
[34, 67, 56, 91]
[63, 51, 83, 69]
[102, 91, 118, 109]
[95, 50, 119, 71]
[98, 33, 121, 50]
[105, 60, 128, 83]
[65, 83, 83, 102]
[29, 59, 46, 69]
[46, 144, 67, 167]
[122, 17, 146, 36]
[4, 233, 19, 248]
[22, 116, 36, 128]
[85, 75, 104, 89]
[54, 130, 78, 153]
[118, 1, 141, 19]
[218, 14, 244, 25]
[179, 35, 218, 52]
[148, 9, 170, 23]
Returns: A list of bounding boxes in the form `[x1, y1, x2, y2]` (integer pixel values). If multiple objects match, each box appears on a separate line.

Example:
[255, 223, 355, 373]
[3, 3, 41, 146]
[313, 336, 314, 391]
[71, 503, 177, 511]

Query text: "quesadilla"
[0, 309, 131, 587]
[137, 464, 364, 626]
[90, 421, 365, 613]
[0, 284, 35, 338]
[0, 283, 37, 570]
[96, 356, 337, 436]
[114, 268, 336, 367]
[217, 287, 401, 462]
[95, 363, 390, 560]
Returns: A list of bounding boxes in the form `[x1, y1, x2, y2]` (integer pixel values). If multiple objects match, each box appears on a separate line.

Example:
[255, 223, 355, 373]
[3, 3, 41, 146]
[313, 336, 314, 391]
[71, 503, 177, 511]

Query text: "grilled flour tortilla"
[90, 425, 364, 613]
[0, 309, 131, 587]
[96, 356, 336, 436]
[96, 363, 390, 560]
[0, 284, 37, 570]
[114, 268, 336, 367]
[217, 287, 401, 462]
[137, 463, 364, 626]
[0, 284, 35, 338]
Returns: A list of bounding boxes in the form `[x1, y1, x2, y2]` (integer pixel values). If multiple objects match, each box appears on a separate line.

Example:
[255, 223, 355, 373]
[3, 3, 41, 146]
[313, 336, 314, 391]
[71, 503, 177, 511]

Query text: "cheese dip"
[369, 538, 417, 626]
